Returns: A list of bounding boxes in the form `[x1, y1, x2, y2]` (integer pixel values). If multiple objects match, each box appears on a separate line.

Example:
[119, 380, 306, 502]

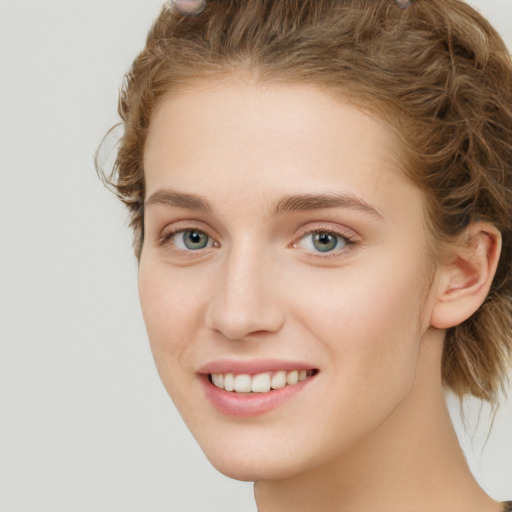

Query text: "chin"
[208, 455, 296, 483]
[210, 461, 262, 482]
[197, 434, 317, 482]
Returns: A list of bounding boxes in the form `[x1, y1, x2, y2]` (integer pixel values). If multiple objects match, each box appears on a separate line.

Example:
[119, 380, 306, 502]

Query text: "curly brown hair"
[97, 0, 512, 403]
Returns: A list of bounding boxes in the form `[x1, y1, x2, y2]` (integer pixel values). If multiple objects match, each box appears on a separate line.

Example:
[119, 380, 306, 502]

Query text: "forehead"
[143, 80, 424, 225]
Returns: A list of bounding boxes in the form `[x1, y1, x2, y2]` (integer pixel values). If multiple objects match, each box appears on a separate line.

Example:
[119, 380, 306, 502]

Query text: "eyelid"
[157, 221, 359, 259]
[290, 224, 359, 257]
[158, 221, 220, 248]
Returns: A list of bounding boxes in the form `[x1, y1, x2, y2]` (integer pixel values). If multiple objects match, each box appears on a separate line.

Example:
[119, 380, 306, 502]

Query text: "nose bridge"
[205, 238, 284, 340]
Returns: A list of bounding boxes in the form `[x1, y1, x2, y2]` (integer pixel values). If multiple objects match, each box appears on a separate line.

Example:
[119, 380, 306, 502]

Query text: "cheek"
[292, 254, 426, 392]
[137, 260, 207, 376]
[276, 259, 427, 462]
[137, 260, 216, 428]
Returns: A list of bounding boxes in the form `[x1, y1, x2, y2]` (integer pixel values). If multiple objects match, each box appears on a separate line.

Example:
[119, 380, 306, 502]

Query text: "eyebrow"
[145, 189, 384, 221]
[145, 189, 212, 212]
[273, 192, 384, 221]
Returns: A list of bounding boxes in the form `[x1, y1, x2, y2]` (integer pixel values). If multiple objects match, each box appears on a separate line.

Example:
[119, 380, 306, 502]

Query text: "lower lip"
[200, 374, 316, 417]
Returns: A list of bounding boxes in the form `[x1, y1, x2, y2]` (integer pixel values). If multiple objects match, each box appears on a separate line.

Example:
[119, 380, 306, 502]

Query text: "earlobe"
[430, 222, 502, 329]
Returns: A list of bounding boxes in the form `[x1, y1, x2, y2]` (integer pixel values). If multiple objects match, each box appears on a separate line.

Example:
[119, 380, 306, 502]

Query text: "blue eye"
[175, 229, 211, 250]
[300, 231, 348, 253]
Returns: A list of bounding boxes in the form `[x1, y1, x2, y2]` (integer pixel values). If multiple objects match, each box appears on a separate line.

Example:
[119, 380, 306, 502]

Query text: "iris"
[311, 232, 343, 253]
[181, 230, 209, 250]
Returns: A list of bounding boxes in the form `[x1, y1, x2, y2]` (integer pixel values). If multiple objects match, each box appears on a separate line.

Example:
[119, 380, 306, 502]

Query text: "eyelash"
[291, 228, 356, 258]
[159, 227, 219, 251]
[158, 226, 357, 258]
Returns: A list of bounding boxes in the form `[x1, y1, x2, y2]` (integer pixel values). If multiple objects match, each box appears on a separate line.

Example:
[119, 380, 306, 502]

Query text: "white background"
[1, 1, 511, 511]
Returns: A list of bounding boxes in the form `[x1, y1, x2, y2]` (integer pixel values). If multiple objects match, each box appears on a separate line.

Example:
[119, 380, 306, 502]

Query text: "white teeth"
[286, 370, 299, 385]
[234, 374, 252, 393]
[224, 373, 235, 391]
[271, 370, 287, 390]
[251, 373, 271, 393]
[211, 373, 224, 388]
[210, 369, 314, 393]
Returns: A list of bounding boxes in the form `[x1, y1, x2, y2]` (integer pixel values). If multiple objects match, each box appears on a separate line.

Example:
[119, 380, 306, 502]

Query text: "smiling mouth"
[208, 369, 318, 393]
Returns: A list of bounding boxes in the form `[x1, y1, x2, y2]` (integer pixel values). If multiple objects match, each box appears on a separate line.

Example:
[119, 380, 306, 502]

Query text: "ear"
[430, 222, 502, 329]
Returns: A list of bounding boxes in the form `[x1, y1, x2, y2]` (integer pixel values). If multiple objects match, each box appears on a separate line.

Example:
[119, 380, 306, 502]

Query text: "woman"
[98, 0, 512, 510]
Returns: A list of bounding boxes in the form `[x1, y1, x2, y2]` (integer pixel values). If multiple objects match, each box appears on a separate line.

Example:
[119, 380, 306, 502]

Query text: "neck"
[254, 329, 502, 512]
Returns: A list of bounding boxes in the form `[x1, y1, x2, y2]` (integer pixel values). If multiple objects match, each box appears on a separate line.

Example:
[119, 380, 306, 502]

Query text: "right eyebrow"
[144, 188, 212, 212]
[272, 192, 385, 221]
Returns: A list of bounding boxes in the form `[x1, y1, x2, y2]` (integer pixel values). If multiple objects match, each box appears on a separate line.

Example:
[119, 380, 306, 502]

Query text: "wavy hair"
[97, 0, 512, 403]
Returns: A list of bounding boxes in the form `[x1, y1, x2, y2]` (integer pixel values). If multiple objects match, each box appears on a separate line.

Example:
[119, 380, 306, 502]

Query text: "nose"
[204, 245, 285, 340]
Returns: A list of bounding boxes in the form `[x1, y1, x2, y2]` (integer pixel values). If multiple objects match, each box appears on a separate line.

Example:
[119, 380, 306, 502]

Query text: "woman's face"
[139, 81, 437, 481]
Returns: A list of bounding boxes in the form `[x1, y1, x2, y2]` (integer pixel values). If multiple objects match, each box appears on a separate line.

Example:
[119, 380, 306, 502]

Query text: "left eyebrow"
[144, 189, 212, 212]
[272, 192, 385, 221]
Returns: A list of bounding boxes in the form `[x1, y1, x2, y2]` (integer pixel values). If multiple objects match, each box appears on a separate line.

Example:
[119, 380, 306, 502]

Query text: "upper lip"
[197, 359, 317, 375]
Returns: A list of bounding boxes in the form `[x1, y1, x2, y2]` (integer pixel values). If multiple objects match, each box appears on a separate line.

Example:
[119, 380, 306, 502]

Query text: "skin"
[139, 80, 502, 512]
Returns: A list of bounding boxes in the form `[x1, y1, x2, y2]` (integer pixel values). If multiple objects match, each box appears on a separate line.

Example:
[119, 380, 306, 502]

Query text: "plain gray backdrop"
[1, 1, 511, 511]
